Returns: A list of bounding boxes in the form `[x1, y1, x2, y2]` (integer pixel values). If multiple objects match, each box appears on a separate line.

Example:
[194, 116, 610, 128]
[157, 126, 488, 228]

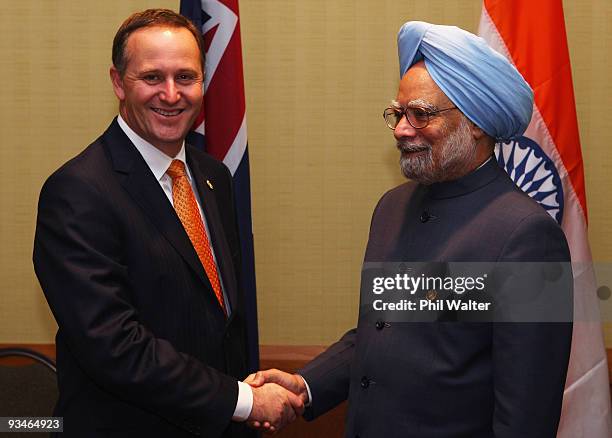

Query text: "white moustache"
[397, 141, 431, 153]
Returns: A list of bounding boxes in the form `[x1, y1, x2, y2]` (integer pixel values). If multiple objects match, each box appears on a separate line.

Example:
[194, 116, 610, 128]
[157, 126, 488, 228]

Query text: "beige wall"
[1, 1, 611, 347]
[0, 0, 178, 342]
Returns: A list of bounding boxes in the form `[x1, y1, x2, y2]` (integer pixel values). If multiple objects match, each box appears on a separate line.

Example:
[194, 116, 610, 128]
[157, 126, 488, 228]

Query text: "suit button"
[375, 320, 385, 330]
[420, 211, 430, 223]
[360, 376, 370, 389]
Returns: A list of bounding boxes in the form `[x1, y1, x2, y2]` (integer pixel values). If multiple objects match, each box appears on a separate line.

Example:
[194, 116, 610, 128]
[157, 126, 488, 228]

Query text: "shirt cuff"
[232, 381, 253, 422]
[298, 374, 313, 407]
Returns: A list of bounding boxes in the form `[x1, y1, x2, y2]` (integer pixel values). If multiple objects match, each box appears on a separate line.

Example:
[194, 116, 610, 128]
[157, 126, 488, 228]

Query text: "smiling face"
[393, 61, 489, 184]
[110, 26, 203, 157]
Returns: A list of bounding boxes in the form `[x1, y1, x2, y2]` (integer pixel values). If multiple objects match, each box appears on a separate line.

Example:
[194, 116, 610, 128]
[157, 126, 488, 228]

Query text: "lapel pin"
[206, 179, 214, 190]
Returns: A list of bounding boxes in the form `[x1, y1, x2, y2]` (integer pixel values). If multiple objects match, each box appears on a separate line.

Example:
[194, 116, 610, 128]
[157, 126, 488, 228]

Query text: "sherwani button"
[360, 376, 370, 388]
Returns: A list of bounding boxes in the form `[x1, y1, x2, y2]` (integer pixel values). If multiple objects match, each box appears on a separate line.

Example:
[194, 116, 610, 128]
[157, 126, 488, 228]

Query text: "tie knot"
[166, 159, 187, 180]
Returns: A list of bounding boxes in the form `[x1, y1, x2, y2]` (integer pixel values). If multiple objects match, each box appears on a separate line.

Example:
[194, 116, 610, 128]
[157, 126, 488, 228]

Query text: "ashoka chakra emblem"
[495, 136, 564, 224]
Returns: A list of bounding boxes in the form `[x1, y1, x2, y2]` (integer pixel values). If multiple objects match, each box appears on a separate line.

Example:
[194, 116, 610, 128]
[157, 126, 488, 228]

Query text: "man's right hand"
[248, 382, 304, 433]
[245, 369, 309, 405]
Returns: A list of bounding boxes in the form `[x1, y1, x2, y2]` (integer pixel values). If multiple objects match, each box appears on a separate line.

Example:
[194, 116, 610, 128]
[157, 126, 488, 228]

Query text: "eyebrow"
[137, 68, 201, 76]
[391, 99, 438, 111]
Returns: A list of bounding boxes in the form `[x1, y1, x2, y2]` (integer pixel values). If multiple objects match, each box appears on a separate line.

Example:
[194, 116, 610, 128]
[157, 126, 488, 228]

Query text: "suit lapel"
[102, 119, 210, 288]
[187, 152, 239, 319]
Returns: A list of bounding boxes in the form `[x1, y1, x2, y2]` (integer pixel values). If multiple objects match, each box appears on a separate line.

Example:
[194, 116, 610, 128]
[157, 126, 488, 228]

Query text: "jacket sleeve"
[33, 169, 238, 437]
[298, 329, 356, 420]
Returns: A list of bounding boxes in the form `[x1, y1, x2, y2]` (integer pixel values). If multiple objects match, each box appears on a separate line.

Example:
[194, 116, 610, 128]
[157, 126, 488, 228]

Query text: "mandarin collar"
[425, 156, 500, 199]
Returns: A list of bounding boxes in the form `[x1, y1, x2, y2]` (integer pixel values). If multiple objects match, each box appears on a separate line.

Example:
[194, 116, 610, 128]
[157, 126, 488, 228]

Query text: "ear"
[470, 123, 486, 141]
[110, 66, 125, 101]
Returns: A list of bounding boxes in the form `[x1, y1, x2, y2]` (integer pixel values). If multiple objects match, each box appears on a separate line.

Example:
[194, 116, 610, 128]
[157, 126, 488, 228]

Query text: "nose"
[159, 79, 180, 105]
[393, 114, 418, 141]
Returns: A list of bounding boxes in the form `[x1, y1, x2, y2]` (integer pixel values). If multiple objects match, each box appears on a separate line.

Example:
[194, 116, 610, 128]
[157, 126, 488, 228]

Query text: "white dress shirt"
[117, 115, 253, 422]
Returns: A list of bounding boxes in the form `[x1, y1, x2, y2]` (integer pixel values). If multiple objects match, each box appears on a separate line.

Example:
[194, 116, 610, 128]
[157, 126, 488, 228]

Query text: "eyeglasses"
[383, 106, 458, 130]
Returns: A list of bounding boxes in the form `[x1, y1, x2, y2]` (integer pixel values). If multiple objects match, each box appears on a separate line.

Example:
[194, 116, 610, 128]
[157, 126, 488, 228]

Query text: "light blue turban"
[397, 21, 533, 142]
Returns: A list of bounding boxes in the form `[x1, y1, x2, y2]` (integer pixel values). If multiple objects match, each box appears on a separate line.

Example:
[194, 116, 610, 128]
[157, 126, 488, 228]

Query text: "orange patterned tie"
[166, 160, 227, 316]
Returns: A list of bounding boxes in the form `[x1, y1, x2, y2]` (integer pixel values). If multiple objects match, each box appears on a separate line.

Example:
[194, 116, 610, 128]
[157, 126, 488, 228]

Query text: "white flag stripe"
[222, 114, 248, 176]
[201, 0, 238, 91]
[194, 119, 205, 136]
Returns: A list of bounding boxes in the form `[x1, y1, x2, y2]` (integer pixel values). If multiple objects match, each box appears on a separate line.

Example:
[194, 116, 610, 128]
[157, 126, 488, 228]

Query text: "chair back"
[0, 348, 58, 419]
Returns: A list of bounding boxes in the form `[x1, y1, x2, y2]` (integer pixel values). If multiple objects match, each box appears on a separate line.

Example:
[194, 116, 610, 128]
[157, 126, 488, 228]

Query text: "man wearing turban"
[248, 21, 572, 437]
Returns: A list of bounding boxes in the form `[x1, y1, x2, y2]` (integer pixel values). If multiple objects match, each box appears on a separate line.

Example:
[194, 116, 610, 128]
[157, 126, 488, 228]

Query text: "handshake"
[244, 369, 309, 434]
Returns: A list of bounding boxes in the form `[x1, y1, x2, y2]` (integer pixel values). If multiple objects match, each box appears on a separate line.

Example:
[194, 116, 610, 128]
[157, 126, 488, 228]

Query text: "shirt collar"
[117, 115, 188, 182]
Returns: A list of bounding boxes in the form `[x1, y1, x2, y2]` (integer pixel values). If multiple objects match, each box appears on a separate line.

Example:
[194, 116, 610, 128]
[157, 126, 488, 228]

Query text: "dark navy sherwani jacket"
[300, 158, 572, 438]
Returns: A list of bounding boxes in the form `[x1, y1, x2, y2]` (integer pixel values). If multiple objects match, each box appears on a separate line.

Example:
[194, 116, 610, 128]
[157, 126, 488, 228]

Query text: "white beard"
[397, 116, 476, 184]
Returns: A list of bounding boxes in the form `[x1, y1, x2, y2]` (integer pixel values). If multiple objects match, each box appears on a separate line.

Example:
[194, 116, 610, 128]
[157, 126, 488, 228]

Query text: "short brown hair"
[112, 9, 205, 76]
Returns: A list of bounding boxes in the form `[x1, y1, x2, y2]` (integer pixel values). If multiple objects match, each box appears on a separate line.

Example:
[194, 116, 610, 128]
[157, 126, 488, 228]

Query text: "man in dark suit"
[247, 21, 573, 437]
[33, 9, 301, 437]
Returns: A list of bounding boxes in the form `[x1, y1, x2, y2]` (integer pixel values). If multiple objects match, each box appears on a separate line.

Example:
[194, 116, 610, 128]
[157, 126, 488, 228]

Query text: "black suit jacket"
[33, 119, 254, 437]
[300, 158, 572, 438]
